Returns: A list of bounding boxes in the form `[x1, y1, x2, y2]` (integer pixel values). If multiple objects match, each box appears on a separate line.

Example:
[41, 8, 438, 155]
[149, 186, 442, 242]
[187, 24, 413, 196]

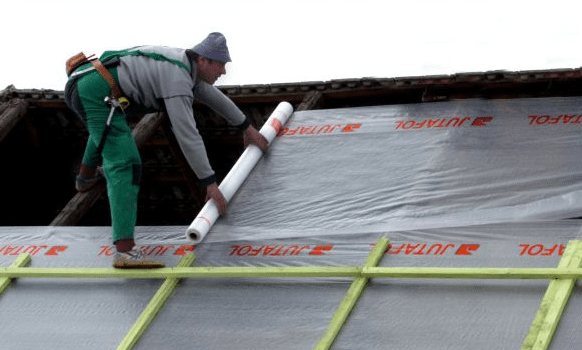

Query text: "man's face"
[197, 57, 226, 84]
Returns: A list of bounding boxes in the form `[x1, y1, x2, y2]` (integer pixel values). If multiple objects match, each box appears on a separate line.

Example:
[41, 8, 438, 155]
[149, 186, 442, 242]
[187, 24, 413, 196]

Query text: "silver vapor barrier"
[1, 96, 582, 349]
[213, 96, 582, 243]
[0, 224, 581, 349]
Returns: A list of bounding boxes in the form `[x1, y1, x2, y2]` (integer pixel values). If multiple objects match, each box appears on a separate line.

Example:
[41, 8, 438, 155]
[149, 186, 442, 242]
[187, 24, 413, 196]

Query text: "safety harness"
[66, 52, 130, 107]
[66, 52, 130, 155]
[65, 48, 191, 156]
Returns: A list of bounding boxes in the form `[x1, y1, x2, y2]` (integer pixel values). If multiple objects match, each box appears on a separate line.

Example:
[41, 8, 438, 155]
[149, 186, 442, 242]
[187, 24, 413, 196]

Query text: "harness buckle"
[104, 96, 130, 110]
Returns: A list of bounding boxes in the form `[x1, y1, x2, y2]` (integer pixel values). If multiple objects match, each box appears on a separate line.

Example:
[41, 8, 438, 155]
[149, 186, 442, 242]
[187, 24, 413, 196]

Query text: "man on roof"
[64, 32, 268, 268]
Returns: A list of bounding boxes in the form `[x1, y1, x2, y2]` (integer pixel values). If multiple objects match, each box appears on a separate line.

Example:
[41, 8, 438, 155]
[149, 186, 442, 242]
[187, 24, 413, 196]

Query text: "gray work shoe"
[75, 167, 104, 192]
[113, 248, 165, 269]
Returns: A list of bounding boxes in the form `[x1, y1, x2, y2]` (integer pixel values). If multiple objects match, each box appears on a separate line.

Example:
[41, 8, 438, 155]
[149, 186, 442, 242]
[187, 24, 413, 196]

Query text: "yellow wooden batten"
[1, 238, 581, 350]
[117, 253, 196, 350]
[2, 265, 582, 279]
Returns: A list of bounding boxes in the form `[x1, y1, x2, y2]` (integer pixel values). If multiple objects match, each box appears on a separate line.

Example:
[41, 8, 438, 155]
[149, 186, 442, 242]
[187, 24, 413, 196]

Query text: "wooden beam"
[131, 112, 167, 146]
[0, 98, 28, 143]
[522, 240, 582, 350]
[49, 182, 106, 226]
[5, 264, 582, 280]
[0, 254, 31, 295]
[296, 90, 323, 111]
[50, 112, 167, 226]
[26, 100, 67, 109]
[228, 93, 306, 105]
[247, 105, 266, 127]
[315, 236, 389, 350]
[0, 102, 8, 115]
[0, 264, 360, 279]
[363, 267, 582, 279]
[117, 254, 196, 350]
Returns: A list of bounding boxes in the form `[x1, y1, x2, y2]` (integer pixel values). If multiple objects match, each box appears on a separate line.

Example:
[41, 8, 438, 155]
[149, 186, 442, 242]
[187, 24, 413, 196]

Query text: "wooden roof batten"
[0, 99, 28, 143]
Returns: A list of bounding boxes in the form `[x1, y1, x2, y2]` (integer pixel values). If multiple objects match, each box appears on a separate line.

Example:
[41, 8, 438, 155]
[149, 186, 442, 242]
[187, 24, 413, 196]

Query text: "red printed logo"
[174, 245, 196, 256]
[471, 116, 493, 127]
[455, 244, 480, 255]
[230, 244, 335, 257]
[395, 116, 494, 130]
[279, 123, 362, 137]
[0, 245, 68, 256]
[519, 243, 565, 256]
[98, 245, 196, 257]
[308, 245, 333, 256]
[341, 123, 361, 132]
[528, 115, 582, 126]
[384, 242, 480, 256]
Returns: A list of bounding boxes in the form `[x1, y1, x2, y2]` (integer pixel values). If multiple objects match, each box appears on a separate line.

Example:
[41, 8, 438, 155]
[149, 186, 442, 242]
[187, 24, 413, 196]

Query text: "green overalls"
[66, 62, 140, 242]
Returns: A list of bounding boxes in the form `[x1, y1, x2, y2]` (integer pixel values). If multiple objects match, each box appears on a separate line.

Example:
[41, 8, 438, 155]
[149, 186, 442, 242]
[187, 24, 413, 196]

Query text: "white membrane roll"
[186, 101, 294, 242]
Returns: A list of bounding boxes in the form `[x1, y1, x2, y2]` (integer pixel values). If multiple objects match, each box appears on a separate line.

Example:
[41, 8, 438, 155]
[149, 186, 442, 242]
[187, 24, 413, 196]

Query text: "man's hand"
[205, 182, 227, 215]
[244, 126, 269, 152]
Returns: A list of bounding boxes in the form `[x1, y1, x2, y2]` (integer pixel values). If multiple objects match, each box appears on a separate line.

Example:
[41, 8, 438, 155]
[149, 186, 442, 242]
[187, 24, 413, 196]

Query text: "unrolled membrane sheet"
[0, 222, 582, 349]
[2, 96, 582, 349]
[186, 102, 294, 242]
[208, 96, 582, 243]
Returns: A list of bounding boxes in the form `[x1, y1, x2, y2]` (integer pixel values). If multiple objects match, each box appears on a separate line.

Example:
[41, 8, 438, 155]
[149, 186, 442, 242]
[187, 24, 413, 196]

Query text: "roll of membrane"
[186, 101, 294, 242]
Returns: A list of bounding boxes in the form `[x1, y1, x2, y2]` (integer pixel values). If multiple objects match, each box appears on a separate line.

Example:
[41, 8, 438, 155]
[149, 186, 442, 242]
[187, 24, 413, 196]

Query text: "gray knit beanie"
[192, 32, 231, 63]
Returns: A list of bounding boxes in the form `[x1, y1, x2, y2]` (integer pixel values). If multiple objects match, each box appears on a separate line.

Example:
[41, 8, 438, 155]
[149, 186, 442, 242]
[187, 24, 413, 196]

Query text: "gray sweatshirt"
[116, 45, 248, 185]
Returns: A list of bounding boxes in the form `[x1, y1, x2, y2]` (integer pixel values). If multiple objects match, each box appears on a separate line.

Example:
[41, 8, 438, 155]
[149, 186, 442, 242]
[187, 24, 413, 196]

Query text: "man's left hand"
[205, 182, 227, 215]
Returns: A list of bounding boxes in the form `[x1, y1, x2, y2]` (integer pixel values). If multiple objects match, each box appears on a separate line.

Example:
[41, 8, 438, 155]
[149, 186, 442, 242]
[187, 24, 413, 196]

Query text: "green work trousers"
[75, 67, 141, 242]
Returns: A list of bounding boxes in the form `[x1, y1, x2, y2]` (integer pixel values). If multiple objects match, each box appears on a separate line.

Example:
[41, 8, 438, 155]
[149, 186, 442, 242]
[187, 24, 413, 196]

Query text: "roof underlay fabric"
[2, 96, 582, 349]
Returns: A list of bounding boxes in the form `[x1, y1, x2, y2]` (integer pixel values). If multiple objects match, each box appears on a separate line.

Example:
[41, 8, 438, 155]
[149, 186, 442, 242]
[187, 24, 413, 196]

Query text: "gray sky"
[2, 0, 581, 90]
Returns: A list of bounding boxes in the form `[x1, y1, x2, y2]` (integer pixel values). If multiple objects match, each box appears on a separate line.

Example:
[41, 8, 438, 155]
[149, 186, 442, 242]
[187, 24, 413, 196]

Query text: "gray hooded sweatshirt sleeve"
[116, 46, 248, 185]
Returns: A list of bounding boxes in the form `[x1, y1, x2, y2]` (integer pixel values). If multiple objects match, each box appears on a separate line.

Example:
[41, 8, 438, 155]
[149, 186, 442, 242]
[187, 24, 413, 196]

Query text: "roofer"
[64, 32, 268, 268]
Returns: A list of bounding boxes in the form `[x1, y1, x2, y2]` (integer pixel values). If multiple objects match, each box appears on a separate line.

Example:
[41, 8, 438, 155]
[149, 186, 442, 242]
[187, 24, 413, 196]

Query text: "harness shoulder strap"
[91, 59, 123, 100]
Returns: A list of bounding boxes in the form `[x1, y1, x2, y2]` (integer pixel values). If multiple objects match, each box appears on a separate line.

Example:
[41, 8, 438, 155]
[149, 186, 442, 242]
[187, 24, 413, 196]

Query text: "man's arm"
[193, 81, 246, 125]
[163, 96, 215, 183]
[194, 81, 269, 151]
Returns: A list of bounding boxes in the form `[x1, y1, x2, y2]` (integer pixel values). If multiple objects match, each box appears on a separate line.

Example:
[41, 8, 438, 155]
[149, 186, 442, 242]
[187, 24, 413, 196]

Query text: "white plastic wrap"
[1, 222, 582, 349]
[4, 96, 582, 349]
[186, 101, 294, 242]
[210, 96, 582, 243]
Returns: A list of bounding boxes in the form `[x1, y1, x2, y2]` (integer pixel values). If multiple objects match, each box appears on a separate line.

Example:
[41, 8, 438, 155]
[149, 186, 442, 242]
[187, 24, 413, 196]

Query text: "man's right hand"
[244, 125, 269, 152]
[205, 182, 227, 215]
